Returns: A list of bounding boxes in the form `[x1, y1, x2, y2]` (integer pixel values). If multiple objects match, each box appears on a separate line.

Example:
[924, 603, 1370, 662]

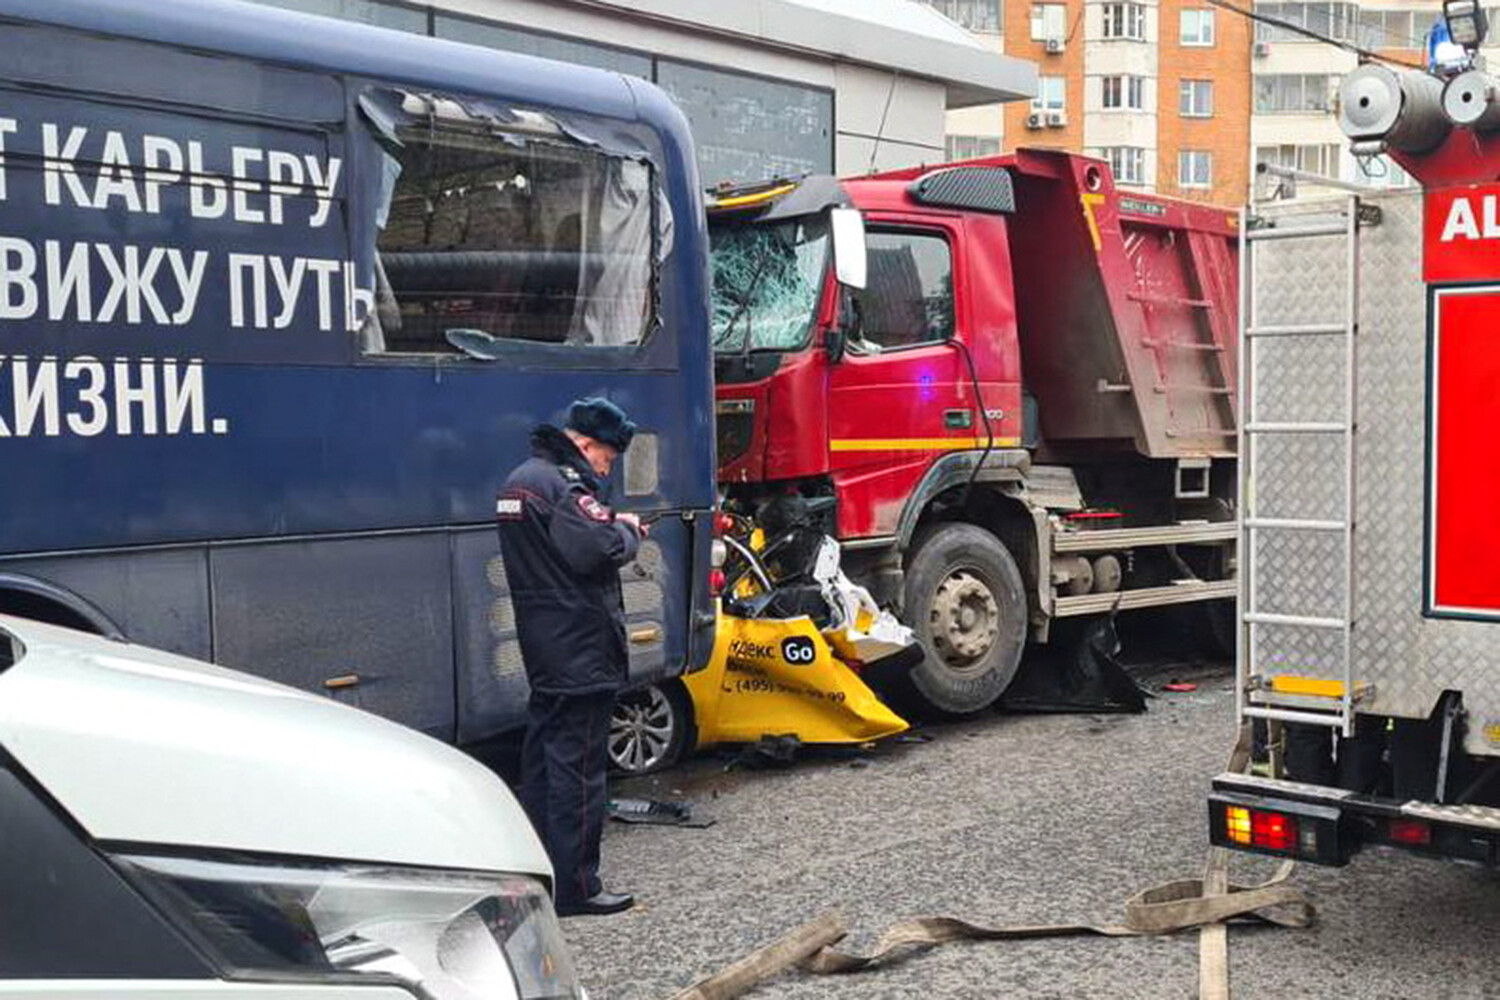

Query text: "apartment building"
[925, 0, 1250, 204]
[930, 0, 1500, 205]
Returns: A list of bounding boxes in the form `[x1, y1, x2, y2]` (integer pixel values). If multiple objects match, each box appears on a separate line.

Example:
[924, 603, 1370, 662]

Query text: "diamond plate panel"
[1253, 336, 1348, 425]
[1253, 531, 1346, 621]
[1252, 193, 1500, 757]
[1253, 433, 1347, 522]
[1249, 620, 1345, 681]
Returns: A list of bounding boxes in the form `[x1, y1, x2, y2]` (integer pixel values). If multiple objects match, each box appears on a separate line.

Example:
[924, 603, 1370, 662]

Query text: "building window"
[435, 14, 652, 76]
[924, 0, 1003, 34]
[1360, 154, 1413, 188]
[1179, 79, 1214, 117]
[1254, 74, 1339, 113]
[655, 60, 835, 185]
[1031, 3, 1067, 40]
[1102, 75, 1146, 110]
[1180, 8, 1216, 44]
[1100, 146, 1146, 184]
[1256, 143, 1341, 176]
[1254, 3, 1358, 42]
[1031, 76, 1067, 111]
[947, 134, 1001, 160]
[249, 0, 428, 32]
[1355, 8, 1419, 49]
[1102, 2, 1147, 39]
[1179, 150, 1213, 187]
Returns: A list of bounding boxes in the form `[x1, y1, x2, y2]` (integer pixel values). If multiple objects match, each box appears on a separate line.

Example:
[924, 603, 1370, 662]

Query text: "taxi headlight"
[112, 852, 584, 999]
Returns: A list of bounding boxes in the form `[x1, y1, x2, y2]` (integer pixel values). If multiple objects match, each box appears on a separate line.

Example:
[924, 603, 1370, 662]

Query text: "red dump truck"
[1208, 52, 1500, 867]
[708, 149, 1240, 715]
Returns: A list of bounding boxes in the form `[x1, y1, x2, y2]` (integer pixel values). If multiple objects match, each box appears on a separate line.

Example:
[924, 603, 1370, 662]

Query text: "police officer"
[496, 398, 645, 917]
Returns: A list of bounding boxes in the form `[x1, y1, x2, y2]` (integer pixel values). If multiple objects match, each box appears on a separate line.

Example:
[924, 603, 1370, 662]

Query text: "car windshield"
[709, 216, 829, 352]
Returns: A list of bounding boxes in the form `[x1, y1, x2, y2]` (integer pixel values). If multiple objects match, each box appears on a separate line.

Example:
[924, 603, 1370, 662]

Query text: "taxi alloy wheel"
[608, 681, 692, 775]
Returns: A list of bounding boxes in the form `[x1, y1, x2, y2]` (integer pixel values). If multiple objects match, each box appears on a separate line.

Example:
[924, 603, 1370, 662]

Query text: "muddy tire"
[608, 681, 694, 776]
[902, 522, 1027, 716]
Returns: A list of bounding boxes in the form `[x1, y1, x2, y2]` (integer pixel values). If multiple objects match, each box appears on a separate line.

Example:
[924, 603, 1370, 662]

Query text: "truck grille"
[717, 409, 754, 464]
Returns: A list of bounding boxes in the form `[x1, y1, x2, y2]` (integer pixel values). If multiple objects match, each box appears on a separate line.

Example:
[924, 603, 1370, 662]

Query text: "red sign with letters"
[1429, 286, 1500, 617]
[1425, 183, 1500, 284]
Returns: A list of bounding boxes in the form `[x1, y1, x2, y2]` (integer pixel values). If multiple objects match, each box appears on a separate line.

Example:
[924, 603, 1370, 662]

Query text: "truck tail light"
[709, 568, 727, 596]
[1211, 791, 1347, 866]
[1224, 805, 1299, 853]
[1388, 818, 1432, 846]
[713, 512, 736, 536]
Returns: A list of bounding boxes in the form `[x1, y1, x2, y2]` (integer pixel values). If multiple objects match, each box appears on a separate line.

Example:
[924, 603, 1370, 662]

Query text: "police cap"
[566, 397, 636, 453]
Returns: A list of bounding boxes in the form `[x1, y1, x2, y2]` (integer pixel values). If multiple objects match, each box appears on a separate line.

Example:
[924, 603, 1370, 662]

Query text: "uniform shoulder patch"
[577, 494, 612, 522]
[496, 496, 524, 519]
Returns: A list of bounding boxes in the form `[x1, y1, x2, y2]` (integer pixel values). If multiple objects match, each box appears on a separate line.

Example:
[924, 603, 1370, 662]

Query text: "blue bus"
[0, 0, 717, 744]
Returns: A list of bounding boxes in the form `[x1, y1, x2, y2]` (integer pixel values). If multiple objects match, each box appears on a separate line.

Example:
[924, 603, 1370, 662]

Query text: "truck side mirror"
[830, 208, 866, 290]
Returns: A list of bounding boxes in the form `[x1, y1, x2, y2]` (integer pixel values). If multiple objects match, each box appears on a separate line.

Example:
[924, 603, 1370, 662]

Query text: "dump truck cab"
[710, 150, 1240, 716]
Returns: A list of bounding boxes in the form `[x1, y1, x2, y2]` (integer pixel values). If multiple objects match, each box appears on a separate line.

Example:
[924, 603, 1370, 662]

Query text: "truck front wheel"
[903, 523, 1027, 715]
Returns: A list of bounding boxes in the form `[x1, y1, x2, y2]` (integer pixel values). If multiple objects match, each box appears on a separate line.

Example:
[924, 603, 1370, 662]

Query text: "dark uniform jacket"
[496, 425, 641, 695]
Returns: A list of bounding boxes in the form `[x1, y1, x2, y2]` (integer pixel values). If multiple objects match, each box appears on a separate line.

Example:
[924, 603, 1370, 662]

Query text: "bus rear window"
[364, 102, 656, 354]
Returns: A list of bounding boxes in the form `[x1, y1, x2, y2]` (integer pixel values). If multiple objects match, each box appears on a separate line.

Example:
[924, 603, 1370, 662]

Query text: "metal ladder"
[1237, 196, 1363, 738]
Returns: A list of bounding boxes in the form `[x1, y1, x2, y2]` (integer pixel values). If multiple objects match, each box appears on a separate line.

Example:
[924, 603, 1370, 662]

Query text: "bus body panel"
[0, 0, 716, 741]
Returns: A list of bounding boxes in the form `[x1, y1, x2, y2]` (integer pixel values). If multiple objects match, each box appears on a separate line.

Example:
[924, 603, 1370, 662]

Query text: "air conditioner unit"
[1026, 111, 1045, 129]
[1045, 36, 1066, 54]
[1046, 111, 1067, 127]
[1253, 40, 1271, 57]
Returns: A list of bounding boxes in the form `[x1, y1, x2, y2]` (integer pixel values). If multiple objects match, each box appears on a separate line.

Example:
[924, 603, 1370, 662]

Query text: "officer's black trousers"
[519, 689, 616, 906]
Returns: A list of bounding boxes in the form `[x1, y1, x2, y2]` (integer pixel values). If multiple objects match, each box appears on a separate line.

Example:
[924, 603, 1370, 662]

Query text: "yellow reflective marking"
[1267, 675, 1346, 699]
[711, 183, 797, 209]
[1080, 192, 1106, 252]
[830, 436, 1022, 452]
[1484, 723, 1500, 746]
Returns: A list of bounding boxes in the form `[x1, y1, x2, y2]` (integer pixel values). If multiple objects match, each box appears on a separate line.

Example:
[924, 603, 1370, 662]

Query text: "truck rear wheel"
[902, 523, 1027, 715]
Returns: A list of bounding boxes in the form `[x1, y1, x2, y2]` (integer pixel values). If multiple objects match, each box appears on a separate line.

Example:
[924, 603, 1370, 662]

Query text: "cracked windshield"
[710, 217, 828, 352]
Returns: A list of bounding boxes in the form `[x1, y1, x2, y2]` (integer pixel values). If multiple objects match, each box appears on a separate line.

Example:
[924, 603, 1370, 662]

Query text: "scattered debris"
[1003, 615, 1150, 714]
[607, 798, 715, 828]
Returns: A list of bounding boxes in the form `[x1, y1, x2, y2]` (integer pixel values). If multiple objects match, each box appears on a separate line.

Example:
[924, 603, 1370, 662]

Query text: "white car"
[0, 615, 584, 999]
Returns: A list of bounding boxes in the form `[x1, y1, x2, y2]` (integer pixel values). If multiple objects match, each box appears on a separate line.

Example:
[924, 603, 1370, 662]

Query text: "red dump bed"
[1010, 149, 1239, 459]
[856, 148, 1240, 460]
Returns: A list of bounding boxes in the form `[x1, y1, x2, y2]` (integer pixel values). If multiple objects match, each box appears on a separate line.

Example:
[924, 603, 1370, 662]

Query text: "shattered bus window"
[709, 218, 828, 352]
[370, 113, 655, 353]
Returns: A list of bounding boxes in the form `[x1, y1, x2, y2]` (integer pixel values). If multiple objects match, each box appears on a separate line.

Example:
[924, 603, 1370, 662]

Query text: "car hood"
[0, 616, 549, 877]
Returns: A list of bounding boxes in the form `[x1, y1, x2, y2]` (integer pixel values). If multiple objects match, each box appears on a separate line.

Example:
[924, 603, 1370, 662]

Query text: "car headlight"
[111, 852, 585, 999]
